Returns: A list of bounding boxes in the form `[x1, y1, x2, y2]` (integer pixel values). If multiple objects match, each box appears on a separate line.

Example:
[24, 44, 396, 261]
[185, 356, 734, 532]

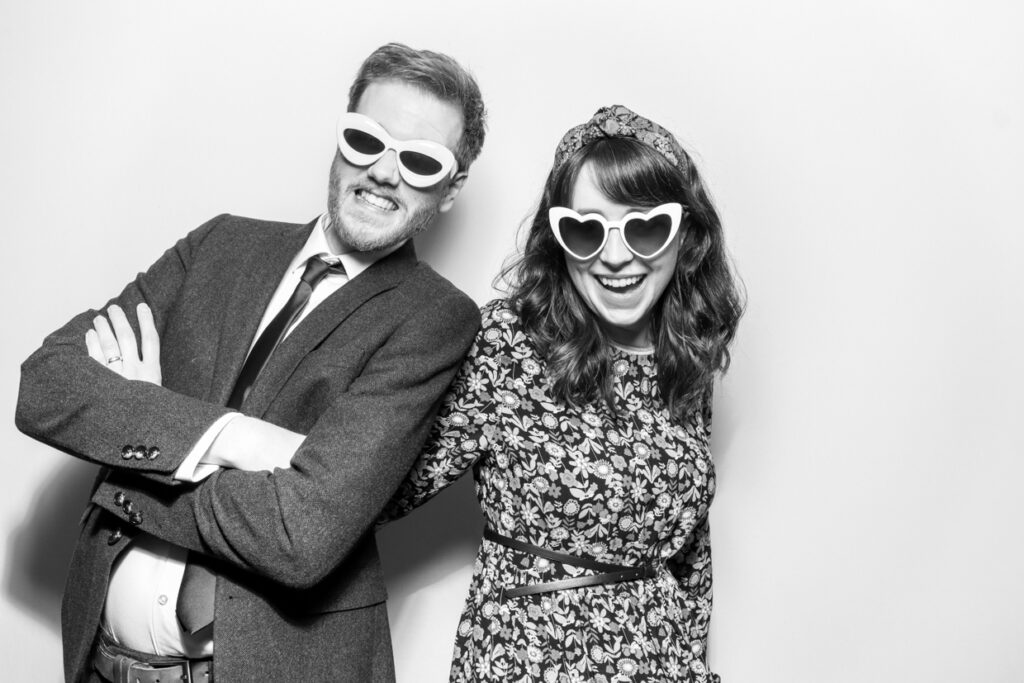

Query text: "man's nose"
[367, 150, 401, 186]
[599, 228, 634, 268]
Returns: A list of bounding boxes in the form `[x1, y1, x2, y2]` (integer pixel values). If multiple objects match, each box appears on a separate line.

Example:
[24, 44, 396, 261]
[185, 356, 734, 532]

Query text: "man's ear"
[438, 171, 468, 213]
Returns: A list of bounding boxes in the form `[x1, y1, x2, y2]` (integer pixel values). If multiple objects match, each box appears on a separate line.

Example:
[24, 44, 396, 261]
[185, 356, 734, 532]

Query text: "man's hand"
[85, 303, 162, 384]
[85, 302, 300, 473]
[204, 416, 304, 472]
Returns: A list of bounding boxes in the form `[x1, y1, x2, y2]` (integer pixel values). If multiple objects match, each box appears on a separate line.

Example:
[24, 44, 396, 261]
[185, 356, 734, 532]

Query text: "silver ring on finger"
[106, 355, 122, 365]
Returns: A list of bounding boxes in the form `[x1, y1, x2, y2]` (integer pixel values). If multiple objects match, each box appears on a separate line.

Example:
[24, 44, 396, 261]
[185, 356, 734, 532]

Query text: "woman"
[383, 105, 743, 682]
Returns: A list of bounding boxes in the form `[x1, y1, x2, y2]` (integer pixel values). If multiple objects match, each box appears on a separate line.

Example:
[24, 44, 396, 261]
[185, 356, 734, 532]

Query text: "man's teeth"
[598, 275, 644, 289]
[357, 190, 397, 211]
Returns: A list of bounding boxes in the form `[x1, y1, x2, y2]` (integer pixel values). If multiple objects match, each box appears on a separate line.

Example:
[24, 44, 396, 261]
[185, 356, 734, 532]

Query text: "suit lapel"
[205, 220, 315, 405]
[239, 240, 419, 417]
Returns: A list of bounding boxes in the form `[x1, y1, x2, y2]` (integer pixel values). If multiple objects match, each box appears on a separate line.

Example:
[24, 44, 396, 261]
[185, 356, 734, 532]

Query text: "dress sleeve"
[667, 516, 720, 682]
[379, 310, 501, 522]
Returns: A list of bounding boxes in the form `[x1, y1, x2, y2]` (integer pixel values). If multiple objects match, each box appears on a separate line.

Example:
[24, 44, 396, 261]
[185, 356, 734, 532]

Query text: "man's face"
[327, 80, 466, 253]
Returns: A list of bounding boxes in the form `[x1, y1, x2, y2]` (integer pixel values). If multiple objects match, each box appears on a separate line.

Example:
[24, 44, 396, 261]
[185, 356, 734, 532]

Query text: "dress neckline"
[609, 341, 655, 356]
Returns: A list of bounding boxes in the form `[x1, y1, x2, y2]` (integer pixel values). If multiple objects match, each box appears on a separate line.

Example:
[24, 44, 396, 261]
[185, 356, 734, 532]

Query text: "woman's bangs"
[582, 138, 683, 207]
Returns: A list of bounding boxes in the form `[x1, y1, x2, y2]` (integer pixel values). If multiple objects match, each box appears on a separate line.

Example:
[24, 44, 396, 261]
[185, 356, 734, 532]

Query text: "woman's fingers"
[106, 305, 140, 363]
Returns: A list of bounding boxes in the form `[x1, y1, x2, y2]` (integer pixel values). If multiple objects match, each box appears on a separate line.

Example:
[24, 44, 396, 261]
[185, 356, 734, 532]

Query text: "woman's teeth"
[357, 189, 398, 211]
[598, 275, 645, 291]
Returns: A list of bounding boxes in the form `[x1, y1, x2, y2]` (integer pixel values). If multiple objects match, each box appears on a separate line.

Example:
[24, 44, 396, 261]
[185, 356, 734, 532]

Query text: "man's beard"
[327, 199, 438, 252]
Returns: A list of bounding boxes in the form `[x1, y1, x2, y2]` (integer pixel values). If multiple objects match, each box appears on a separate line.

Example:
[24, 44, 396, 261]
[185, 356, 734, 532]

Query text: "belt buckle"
[189, 659, 213, 683]
[139, 659, 193, 683]
[126, 659, 189, 683]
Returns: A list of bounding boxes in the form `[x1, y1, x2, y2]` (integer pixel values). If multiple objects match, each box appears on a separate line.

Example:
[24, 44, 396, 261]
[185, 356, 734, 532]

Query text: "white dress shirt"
[103, 215, 400, 656]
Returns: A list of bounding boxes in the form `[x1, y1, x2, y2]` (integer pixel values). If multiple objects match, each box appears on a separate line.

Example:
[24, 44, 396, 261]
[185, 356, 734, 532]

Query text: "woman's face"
[563, 162, 681, 347]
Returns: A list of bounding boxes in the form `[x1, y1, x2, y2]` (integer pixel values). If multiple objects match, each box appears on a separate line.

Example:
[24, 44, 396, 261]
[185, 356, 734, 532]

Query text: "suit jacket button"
[134, 445, 147, 460]
[122, 501, 134, 515]
[128, 511, 143, 525]
[107, 528, 123, 545]
[147, 447, 161, 460]
[121, 445, 135, 459]
[113, 491, 126, 506]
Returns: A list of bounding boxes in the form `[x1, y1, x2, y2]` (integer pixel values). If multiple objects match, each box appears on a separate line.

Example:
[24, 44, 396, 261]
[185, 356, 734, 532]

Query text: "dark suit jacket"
[15, 214, 480, 682]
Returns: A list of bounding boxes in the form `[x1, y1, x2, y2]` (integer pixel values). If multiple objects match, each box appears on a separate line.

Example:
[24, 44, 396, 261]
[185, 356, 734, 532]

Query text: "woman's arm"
[667, 516, 721, 683]
[379, 330, 496, 523]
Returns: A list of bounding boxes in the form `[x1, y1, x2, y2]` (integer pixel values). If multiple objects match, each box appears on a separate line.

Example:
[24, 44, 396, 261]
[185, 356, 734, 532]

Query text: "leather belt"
[94, 639, 213, 683]
[484, 527, 660, 599]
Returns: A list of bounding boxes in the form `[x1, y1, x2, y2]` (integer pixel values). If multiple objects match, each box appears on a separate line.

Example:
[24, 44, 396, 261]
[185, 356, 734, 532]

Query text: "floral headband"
[553, 104, 687, 173]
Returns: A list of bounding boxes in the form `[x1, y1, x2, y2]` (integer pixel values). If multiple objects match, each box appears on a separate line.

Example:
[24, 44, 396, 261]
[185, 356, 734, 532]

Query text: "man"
[16, 43, 485, 682]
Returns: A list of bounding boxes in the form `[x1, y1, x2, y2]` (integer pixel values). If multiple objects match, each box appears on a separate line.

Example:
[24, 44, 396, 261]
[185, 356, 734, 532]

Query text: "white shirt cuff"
[173, 413, 240, 482]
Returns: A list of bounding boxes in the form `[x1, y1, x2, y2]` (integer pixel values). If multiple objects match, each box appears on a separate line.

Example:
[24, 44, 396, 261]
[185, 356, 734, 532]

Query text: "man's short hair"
[348, 43, 486, 171]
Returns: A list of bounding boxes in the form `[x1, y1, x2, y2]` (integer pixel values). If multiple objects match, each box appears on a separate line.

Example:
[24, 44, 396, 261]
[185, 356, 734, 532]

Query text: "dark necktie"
[176, 254, 345, 634]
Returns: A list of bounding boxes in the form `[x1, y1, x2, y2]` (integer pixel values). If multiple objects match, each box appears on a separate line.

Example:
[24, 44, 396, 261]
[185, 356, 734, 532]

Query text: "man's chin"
[348, 235, 403, 252]
[327, 212, 396, 252]
[331, 213, 438, 253]
[336, 224, 412, 253]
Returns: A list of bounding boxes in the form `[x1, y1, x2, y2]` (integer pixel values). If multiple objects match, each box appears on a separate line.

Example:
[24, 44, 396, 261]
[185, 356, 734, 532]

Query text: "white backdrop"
[2, 1, 1022, 681]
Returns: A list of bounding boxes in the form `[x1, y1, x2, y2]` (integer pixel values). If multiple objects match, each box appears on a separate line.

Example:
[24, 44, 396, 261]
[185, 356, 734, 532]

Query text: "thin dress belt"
[483, 527, 661, 599]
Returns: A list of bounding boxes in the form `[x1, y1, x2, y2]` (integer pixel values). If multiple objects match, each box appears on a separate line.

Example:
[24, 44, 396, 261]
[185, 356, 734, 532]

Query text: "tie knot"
[301, 255, 345, 287]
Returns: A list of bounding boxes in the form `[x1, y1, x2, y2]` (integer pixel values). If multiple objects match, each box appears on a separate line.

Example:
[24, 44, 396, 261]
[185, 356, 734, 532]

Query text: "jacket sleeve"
[15, 215, 235, 482]
[96, 288, 481, 589]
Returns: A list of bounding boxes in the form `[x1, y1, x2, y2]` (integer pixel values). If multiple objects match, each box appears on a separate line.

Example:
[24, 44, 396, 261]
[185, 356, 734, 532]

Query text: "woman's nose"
[599, 228, 634, 268]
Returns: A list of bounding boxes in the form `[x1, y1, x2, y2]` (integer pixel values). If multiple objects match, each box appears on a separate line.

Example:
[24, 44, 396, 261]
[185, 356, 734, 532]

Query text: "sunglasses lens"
[558, 217, 605, 258]
[624, 214, 674, 256]
[342, 128, 385, 156]
[398, 150, 444, 178]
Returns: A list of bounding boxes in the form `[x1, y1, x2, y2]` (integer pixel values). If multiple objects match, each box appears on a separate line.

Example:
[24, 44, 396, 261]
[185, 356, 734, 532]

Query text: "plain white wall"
[2, 1, 1022, 681]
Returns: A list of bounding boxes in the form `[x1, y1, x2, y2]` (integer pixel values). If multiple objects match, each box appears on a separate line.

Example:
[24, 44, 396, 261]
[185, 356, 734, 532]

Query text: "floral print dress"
[386, 301, 720, 682]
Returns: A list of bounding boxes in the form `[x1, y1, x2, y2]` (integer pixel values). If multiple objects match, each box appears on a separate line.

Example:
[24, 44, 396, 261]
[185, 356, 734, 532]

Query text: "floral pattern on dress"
[386, 300, 720, 682]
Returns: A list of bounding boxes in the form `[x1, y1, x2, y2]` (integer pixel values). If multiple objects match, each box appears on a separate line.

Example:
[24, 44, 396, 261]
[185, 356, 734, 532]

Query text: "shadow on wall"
[414, 213, 456, 268]
[710, 391, 741, 469]
[378, 475, 481, 606]
[4, 455, 98, 633]
[4, 449, 481, 638]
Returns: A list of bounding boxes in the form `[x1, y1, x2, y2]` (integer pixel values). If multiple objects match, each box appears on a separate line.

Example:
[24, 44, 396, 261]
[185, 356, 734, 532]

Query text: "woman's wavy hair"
[501, 136, 744, 420]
